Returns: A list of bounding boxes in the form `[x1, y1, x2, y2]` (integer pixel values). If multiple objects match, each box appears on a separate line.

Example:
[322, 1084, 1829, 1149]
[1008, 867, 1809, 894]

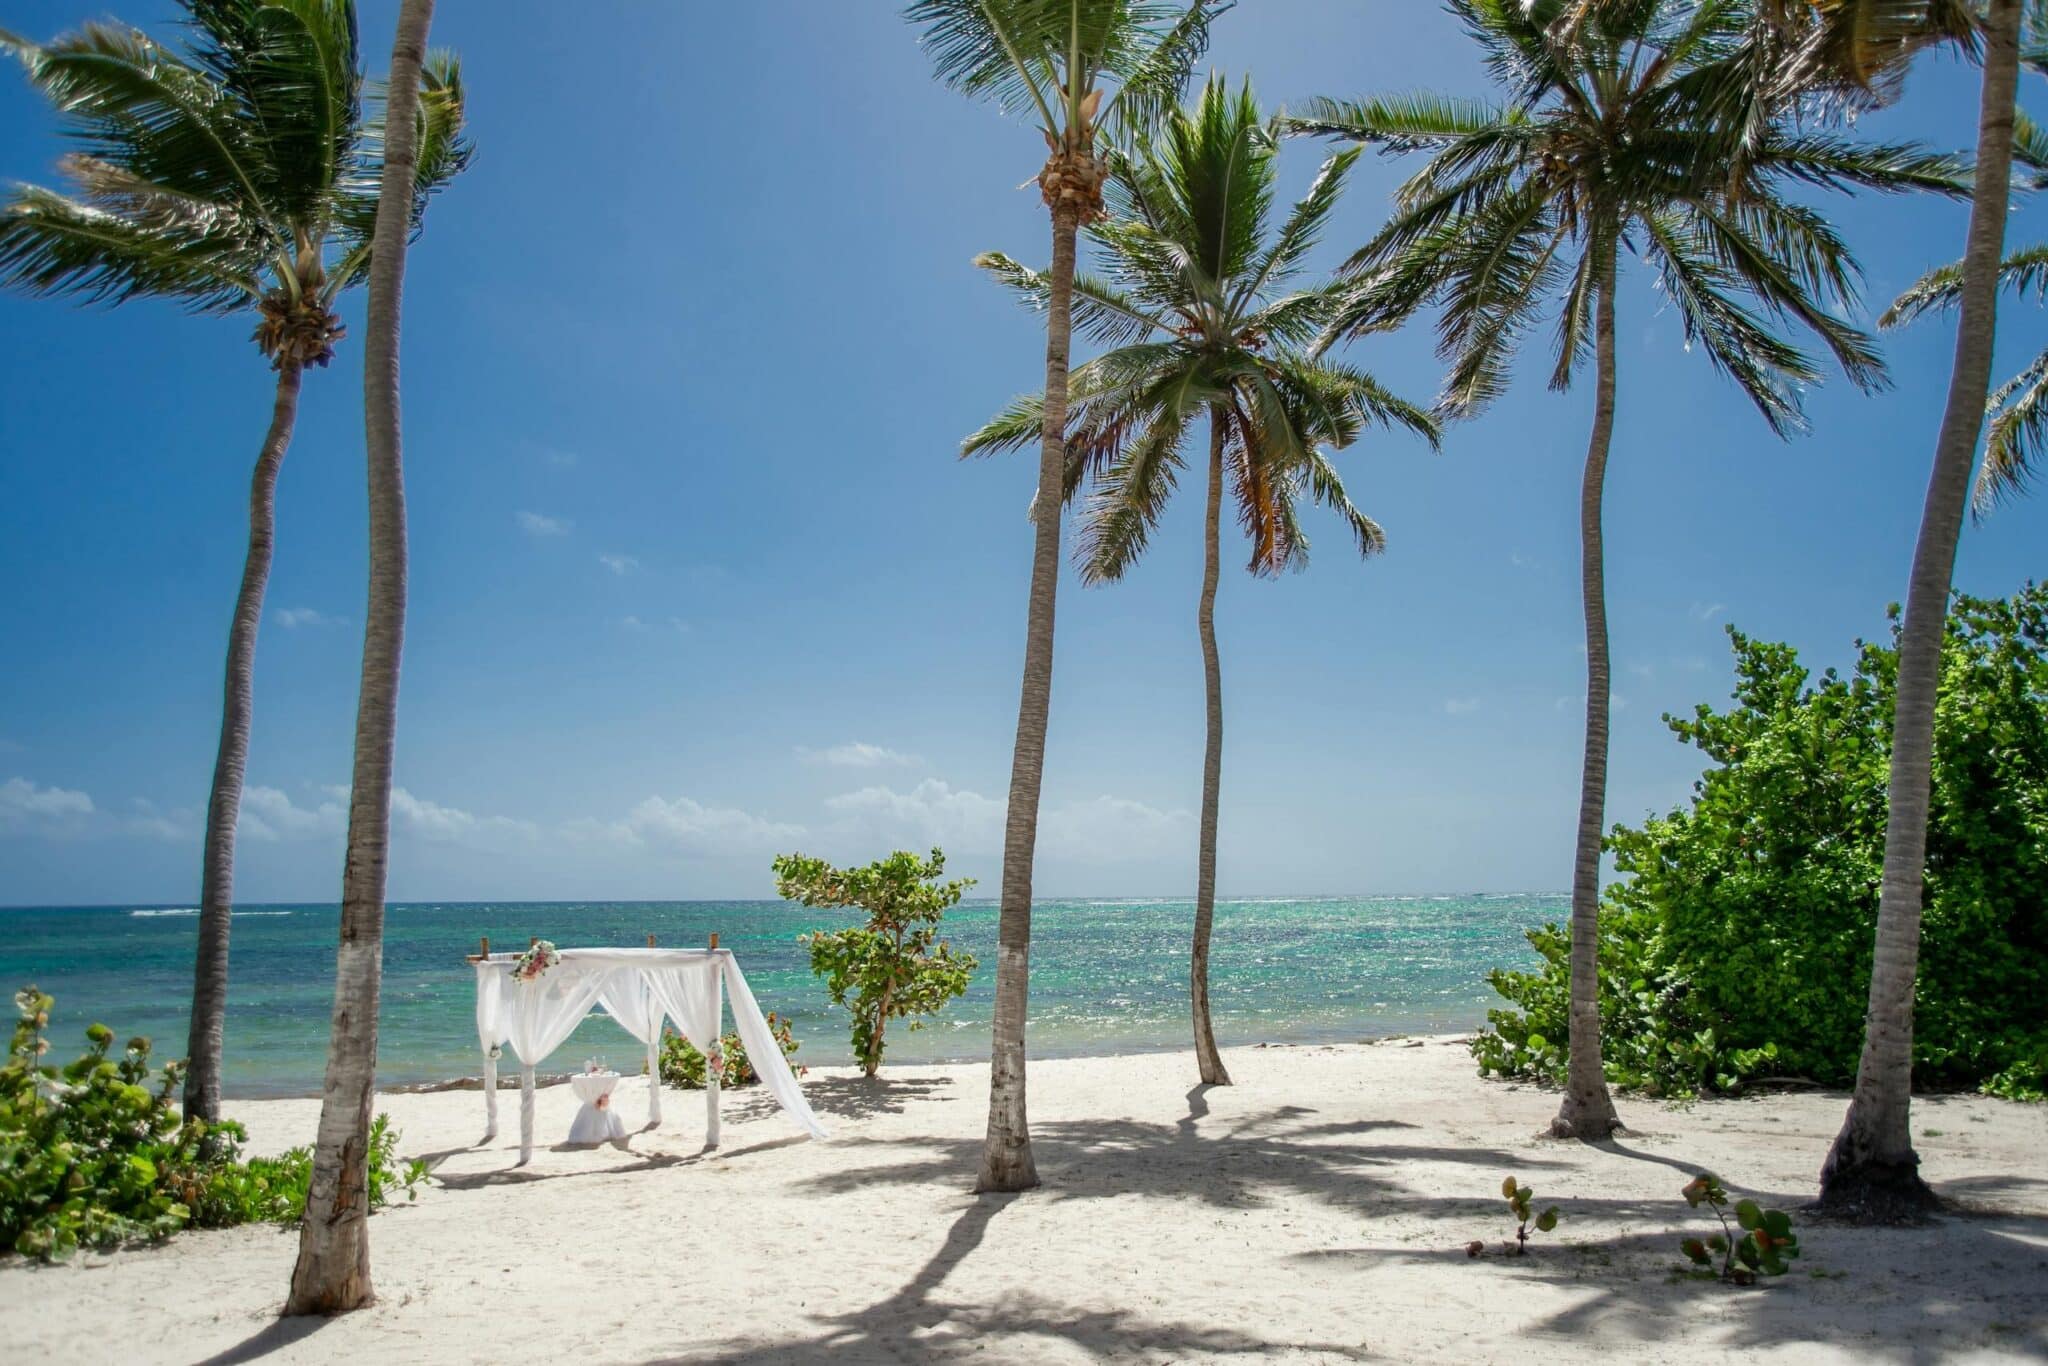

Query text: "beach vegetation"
[1679, 1172, 1800, 1284]
[1292, 0, 1966, 1142]
[2, 988, 421, 1263]
[656, 1012, 805, 1090]
[1475, 586, 2048, 1106]
[0, 0, 471, 1126]
[906, 0, 1228, 1194]
[776, 847, 978, 1077]
[968, 74, 1435, 1089]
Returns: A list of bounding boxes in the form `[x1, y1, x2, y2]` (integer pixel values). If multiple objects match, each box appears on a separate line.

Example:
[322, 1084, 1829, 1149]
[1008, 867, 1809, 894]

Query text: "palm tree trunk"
[1191, 413, 1231, 1087]
[183, 363, 302, 1123]
[285, 0, 433, 1316]
[1820, 0, 2021, 1221]
[977, 192, 1084, 1195]
[1551, 239, 1623, 1141]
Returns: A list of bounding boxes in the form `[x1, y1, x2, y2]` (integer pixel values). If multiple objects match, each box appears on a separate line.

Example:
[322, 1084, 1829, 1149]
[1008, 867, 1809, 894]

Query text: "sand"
[0, 1036, 2043, 1364]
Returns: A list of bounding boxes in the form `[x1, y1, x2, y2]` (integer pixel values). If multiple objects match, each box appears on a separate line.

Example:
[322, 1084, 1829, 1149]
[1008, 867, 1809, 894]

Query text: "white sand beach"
[1, 1037, 2043, 1364]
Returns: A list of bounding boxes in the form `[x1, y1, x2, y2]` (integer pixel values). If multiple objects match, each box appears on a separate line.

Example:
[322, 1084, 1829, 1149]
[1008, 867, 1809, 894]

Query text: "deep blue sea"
[0, 896, 1558, 1097]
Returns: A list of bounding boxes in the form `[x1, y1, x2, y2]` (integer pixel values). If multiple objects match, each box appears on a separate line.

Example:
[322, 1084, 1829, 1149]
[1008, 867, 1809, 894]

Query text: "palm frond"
[1880, 243, 2048, 327]
[1285, 92, 1515, 149]
[0, 183, 259, 309]
[1979, 345, 2048, 512]
[975, 248, 1168, 346]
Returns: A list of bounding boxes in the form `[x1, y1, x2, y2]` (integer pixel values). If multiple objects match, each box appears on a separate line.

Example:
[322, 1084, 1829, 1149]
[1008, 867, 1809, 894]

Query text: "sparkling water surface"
[0, 896, 1558, 1097]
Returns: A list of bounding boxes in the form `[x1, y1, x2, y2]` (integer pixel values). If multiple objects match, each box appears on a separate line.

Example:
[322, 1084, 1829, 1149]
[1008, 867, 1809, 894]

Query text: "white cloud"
[1443, 697, 1481, 716]
[568, 795, 802, 855]
[797, 742, 918, 769]
[275, 606, 338, 629]
[0, 737, 24, 754]
[0, 776, 94, 826]
[620, 615, 689, 636]
[237, 785, 344, 842]
[826, 779, 1188, 862]
[541, 449, 578, 469]
[390, 787, 537, 843]
[599, 553, 640, 576]
[1628, 661, 1656, 680]
[517, 510, 571, 538]
[1691, 601, 1726, 622]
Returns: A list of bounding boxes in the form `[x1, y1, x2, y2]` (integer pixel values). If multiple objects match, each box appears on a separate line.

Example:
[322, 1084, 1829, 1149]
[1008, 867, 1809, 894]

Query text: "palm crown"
[1290, 0, 1966, 431]
[0, 0, 470, 371]
[964, 76, 1439, 582]
[905, 0, 1230, 218]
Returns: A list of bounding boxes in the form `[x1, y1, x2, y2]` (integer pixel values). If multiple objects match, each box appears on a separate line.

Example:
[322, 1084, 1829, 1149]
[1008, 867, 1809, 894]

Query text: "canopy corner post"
[706, 932, 723, 1149]
[646, 932, 656, 948]
[465, 934, 490, 964]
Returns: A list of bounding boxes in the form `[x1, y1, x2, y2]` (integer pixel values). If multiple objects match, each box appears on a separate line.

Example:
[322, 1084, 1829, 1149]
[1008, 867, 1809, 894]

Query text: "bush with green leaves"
[1, 986, 423, 1261]
[1474, 587, 2048, 1101]
[774, 847, 978, 1076]
[655, 1012, 805, 1090]
[1679, 1172, 1800, 1283]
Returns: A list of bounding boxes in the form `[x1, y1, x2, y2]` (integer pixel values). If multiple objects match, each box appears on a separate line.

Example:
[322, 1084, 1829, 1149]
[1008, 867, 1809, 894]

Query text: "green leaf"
[1735, 1199, 1762, 1231]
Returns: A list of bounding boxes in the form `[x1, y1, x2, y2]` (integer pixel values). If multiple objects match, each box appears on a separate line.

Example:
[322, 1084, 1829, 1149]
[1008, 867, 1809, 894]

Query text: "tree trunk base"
[1548, 1088, 1622, 1140]
[974, 1152, 1041, 1195]
[283, 1274, 374, 1318]
[1196, 1051, 1232, 1087]
[1815, 1153, 1940, 1225]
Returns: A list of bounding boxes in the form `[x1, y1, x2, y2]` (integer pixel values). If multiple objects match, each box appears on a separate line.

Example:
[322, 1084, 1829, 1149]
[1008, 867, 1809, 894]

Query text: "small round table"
[566, 1071, 626, 1145]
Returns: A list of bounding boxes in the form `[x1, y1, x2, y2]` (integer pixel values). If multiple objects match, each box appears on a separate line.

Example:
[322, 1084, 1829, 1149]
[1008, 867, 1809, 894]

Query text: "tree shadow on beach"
[717, 1073, 954, 1126]
[645, 1193, 1374, 1365]
[1292, 1192, 2048, 1364]
[189, 1314, 331, 1365]
[789, 1098, 1567, 1220]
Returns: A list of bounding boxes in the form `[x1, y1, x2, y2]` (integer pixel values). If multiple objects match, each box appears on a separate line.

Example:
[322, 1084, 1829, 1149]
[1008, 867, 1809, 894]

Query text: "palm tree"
[903, 0, 1227, 1192]
[1291, 0, 1965, 1139]
[0, 0, 470, 1124]
[965, 76, 1437, 1087]
[1795, 0, 2028, 1219]
[284, 0, 447, 1316]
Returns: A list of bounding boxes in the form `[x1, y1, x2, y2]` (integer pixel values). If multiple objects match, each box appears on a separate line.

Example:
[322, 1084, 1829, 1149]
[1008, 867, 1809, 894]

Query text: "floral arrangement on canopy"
[512, 939, 559, 983]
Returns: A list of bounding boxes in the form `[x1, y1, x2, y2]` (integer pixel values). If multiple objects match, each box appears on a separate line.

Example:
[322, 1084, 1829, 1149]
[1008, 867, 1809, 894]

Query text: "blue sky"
[2, 2, 2043, 905]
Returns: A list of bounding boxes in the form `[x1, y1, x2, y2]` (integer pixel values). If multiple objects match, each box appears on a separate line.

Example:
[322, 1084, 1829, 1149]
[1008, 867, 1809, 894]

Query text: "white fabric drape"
[595, 968, 664, 1126]
[505, 968, 606, 1164]
[722, 956, 827, 1139]
[473, 966, 507, 1141]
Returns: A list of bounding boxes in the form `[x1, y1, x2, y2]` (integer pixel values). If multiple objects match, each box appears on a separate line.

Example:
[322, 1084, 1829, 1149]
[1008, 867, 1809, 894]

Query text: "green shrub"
[1475, 587, 2048, 1100]
[656, 1012, 804, 1090]
[1, 987, 424, 1261]
[774, 847, 978, 1076]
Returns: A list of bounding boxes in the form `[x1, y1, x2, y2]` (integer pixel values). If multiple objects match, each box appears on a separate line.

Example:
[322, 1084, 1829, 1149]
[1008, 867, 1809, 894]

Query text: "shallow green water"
[0, 895, 1556, 1097]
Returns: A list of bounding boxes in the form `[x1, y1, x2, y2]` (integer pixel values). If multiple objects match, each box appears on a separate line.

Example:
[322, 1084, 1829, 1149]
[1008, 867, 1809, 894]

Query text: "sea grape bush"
[1475, 587, 2048, 1101]
[1679, 1172, 1800, 1284]
[1, 986, 423, 1261]
[1465, 1174, 1560, 1258]
[774, 847, 978, 1076]
[656, 1012, 805, 1090]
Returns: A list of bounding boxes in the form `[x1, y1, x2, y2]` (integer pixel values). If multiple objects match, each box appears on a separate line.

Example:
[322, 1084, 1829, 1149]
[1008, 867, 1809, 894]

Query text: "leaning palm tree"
[904, 0, 1227, 1192]
[1291, 0, 1966, 1139]
[1787, 0, 2028, 1220]
[0, 0, 470, 1124]
[966, 76, 1437, 1087]
[284, 0, 448, 1316]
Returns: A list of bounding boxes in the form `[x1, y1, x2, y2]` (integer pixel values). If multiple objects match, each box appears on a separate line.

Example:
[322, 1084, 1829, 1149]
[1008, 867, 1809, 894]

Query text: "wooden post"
[708, 932, 720, 950]
[529, 936, 538, 948]
[647, 933, 656, 948]
[481, 936, 490, 959]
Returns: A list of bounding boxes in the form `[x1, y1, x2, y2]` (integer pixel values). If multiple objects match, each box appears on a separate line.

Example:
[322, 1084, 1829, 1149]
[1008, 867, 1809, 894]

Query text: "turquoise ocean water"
[0, 896, 1558, 1098]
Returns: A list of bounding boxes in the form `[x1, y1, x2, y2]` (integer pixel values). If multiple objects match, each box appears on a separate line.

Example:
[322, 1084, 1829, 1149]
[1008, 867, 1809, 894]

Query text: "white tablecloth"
[566, 1071, 626, 1145]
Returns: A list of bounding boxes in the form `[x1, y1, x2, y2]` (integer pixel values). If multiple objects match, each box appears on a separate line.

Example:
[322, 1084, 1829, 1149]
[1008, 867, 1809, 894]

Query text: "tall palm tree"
[0, 0, 470, 1124]
[1797, 0, 2028, 1219]
[904, 0, 1227, 1192]
[1291, 0, 1965, 1139]
[965, 76, 1437, 1087]
[284, 0, 445, 1316]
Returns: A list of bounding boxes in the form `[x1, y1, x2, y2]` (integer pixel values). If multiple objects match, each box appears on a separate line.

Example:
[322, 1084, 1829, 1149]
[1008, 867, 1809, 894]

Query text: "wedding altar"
[469, 938, 828, 1163]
